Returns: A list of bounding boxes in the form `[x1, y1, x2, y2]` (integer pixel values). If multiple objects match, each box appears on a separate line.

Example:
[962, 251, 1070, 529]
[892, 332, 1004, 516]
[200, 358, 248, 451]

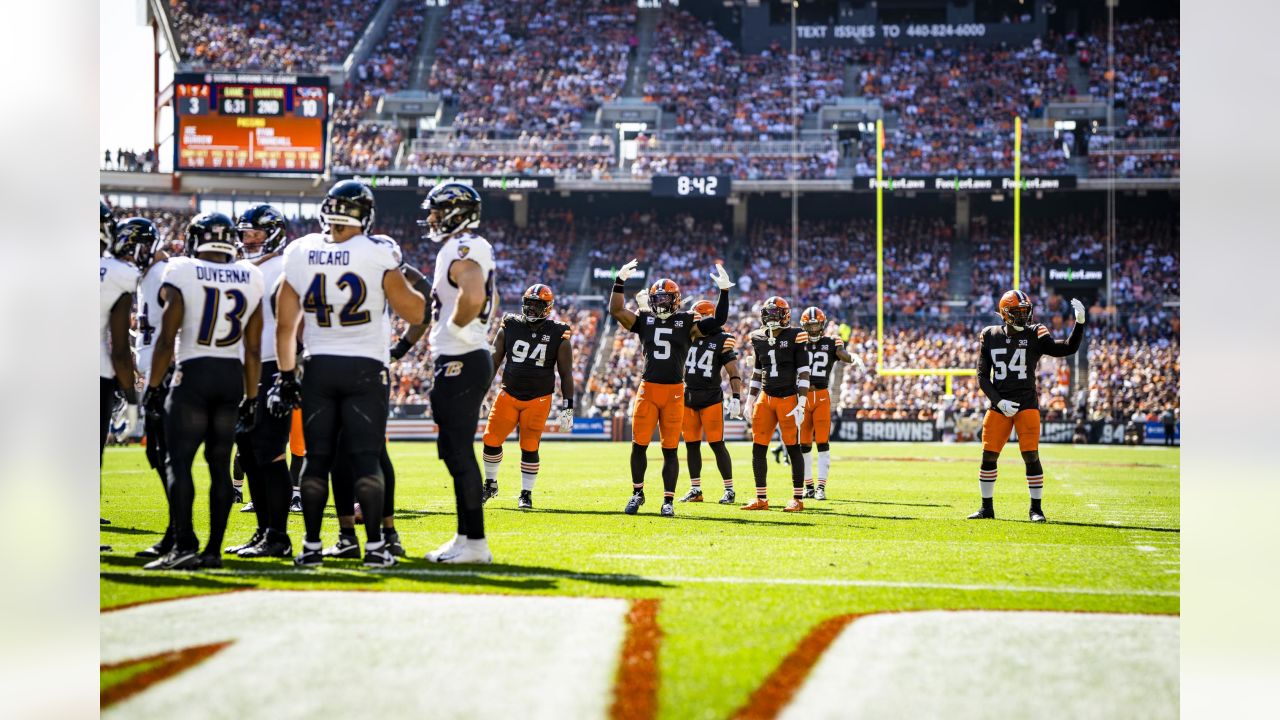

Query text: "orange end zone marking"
[610, 598, 662, 720]
[101, 641, 231, 709]
[730, 614, 861, 720]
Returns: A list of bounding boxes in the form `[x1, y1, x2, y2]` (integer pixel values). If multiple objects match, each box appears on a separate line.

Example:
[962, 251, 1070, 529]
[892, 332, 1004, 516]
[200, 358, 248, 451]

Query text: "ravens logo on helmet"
[420, 182, 482, 242]
[115, 217, 161, 268]
[997, 289, 1033, 330]
[237, 204, 288, 259]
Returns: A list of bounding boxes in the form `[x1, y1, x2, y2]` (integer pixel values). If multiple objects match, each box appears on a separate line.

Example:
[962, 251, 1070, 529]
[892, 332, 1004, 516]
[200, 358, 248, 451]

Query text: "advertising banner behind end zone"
[388, 417, 609, 441]
[333, 172, 555, 192]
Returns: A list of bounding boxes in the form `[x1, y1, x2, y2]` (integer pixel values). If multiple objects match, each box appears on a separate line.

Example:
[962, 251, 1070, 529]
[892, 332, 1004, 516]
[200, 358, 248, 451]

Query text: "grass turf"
[101, 440, 1179, 719]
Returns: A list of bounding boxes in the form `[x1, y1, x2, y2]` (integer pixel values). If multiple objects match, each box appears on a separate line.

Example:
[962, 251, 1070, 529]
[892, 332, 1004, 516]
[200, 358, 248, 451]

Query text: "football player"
[679, 299, 742, 505]
[100, 202, 141, 544]
[609, 261, 733, 517]
[969, 290, 1086, 522]
[118, 218, 177, 559]
[798, 307, 855, 500]
[269, 180, 427, 568]
[743, 297, 810, 512]
[481, 284, 575, 510]
[140, 213, 265, 569]
[417, 183, 499, 564]
[223, 204, 295, 559]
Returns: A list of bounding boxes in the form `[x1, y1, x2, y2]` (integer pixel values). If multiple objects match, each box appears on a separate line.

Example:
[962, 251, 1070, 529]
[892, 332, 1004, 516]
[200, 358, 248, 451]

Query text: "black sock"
[354, 474, 385, 545]
[661, 447, 679, 497]
[753, 443, 768, 489]
[289, 454, 304, 489]
[630, 443, 647, 494]
[686, 441, 703, 486]
[239, 448, 268, 530]
[300, 475, 328, 544]
[381, 447, 396, 520]
[709, 441, 733, 484]
[206, 476, 235, 554]
[1031, 498, 1042, 512]
[786, 445, 805, 494]
[339, 525, 358, 539]
[983, 496, 994, 511]
[265, 458, 291, 533]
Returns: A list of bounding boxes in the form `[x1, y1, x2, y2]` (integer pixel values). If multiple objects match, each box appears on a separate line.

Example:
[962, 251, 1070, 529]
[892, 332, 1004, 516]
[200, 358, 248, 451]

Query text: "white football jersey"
[283, 232, 401, 364]
[134, 258, 169, 382]
[161, 257, 265, 363]
[100, 256, 140, 378]
[429, 232, 497, 357]
[256, 254, 286, 363]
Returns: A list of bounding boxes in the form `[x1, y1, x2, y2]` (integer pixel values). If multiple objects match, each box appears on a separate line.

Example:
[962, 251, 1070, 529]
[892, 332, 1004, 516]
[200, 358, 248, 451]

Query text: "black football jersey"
[977, 322, 1082, 410]
[498, 314, 571, 400]
[631, 311, 696, 384]
[751, 327, 811, 397]
[806, 336, 843, 390]
[683, 331, 738, 408]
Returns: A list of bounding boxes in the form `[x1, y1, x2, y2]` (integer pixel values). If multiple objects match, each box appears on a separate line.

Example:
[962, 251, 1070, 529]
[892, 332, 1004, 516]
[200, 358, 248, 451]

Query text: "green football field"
[100, 441, 1180, 718]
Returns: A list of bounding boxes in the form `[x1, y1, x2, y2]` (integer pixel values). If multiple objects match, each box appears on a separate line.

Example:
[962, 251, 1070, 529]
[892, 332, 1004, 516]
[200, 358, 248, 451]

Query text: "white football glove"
[120, 403, 140, 439]
[557, 406, 573, 431]
[996, 399, 1020, 418]
[635, 288, 651, 313]
[787, 395, 807, 426]
[616, 258, 639, 282]
[1070, 298, 1087, 324]
[710, 263, 733, 290]
[727, 395, 742, 419]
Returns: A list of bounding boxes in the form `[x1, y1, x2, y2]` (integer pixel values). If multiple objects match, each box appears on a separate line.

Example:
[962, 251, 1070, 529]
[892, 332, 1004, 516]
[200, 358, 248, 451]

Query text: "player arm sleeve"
[1040, 321, 1085, 357]
[976, 335, 1001, 404]
[695, 316, 723, 335]
[714, 287, 729, 324]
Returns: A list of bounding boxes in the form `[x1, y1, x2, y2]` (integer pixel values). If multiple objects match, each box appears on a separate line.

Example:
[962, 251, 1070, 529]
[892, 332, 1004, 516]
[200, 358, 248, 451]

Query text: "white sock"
[365, 540, 385, 552]
[303, 540, 322, 551]
[1027, 474, 1044, 500]
[467, 537, 489, 553]
[484, 453, 502, 481]
[292, 489, 301, 499]
[520, 459, 539, 491]
[980, 468, 997, 499]
[817, 450, 831, 484]
[803, 452, 814, 483]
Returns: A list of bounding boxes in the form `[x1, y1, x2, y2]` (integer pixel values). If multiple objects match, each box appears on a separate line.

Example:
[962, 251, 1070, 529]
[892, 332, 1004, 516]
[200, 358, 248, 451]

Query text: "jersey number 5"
[652, 327, 672, 359]
[990, 347, 1027, 380]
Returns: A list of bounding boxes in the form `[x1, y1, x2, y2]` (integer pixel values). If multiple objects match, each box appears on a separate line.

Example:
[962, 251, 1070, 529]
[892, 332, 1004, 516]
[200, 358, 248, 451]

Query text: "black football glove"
[390, 337, 414, 361]
[266, 370, 302, 418]
[141, 385, 166, 417]
[236, 396, 259, 435]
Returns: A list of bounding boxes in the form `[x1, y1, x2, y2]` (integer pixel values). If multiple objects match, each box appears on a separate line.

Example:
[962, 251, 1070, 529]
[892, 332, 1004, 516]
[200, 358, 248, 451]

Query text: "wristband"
[563, 397, 574, 411]
[797, 377, 810, 391]
[121, 387, 139, 405]
[613, 279, 625, 294]
[392, 338, 414, 358]
[749, 379, 762, 392]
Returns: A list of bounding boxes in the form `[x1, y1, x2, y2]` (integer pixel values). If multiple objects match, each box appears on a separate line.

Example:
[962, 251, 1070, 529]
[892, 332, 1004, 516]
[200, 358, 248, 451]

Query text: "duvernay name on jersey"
[194, 265, 255, 283]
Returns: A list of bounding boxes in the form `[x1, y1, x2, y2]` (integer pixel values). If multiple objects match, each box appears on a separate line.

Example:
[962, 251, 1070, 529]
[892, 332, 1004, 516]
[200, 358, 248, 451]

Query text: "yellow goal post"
[871, 118, 1024, 396]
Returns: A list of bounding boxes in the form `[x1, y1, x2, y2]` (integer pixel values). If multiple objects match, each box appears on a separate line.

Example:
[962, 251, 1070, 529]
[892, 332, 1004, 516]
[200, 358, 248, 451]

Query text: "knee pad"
[631, 443, 647, 460]
[521, 449, 539, 464]
[1025, 459, 1044, 476]
[1021, 450, 1040, 464]
[753, 443, 767, 459]
[817, 442, 830, 452]
[980, 459, 998, 472]
[800, 444, 812, 454]
[302, 453, 333, 480]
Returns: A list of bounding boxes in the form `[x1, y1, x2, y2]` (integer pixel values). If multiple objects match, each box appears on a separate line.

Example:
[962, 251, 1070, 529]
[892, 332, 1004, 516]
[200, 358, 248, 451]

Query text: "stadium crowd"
[168, 0, 375, 72]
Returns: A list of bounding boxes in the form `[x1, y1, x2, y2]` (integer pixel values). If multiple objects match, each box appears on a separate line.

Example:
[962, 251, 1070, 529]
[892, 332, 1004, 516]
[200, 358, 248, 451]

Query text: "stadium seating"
[169, 0, 376, 72]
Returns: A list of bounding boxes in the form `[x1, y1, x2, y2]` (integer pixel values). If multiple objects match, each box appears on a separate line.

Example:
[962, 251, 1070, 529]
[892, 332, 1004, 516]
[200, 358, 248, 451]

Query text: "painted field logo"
[102, 591, 631, 718]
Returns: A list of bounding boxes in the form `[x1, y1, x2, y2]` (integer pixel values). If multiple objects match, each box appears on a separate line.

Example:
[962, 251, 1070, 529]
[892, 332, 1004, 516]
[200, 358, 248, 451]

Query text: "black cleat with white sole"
[144, 548, 200, 571]
[803, 486, 816, 499]
[364, 545, 397, 568]
[481, 479, 499, 504]
[719, 489, 736, 504]
[624, 492, 645, 515]
[518, 490, 533, 509]
[1029, 507, 1047, 523]
[384, 530, 406, 557]
[199, 552, 223, 569]
[660, 502, 675, 517]
[679, 488, 703, 502]
[294, 545, 324, 568]
[225, 529, 265, 555]
[240, 531, 293, 558]
[323, 534, 361, 558]
[289, 495, 303, 513]
[967, 506, 996, 520]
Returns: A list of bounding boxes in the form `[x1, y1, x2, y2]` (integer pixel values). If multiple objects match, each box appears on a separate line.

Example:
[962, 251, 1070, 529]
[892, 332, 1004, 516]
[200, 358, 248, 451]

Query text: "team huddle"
[99, 179, 1087, 570]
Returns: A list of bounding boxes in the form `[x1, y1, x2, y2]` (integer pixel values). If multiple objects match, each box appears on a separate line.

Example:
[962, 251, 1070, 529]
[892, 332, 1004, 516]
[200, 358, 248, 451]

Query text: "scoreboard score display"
[174, 72, 329, 173]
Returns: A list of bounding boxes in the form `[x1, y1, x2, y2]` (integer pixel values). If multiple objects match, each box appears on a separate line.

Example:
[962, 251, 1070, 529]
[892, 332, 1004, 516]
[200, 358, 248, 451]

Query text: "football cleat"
[239, 531, 292, 558]
[741, 498, 769, 511]
[438, 543, 493, 565]
[294, 545, 324, 568]
[425, 535, 465, 562]
[363, 545, 397, 568]
[199, 552, 223, 569]
[803, 486, 816, 499]
[719, 489, 736, 504]
[239, 501, 255, 513]
[1029, 507, 1047, 523]
[660, 502, 675, 517]
[289, 494, 303, 513]
[322, 534, 361, 559]
[814, 487, 827, 501]
[518, 490, 533, 509]
[225, 529, 264, 555]
[967, 506, 996, 520]
[624, 492, 645, 515]
[135, 534, 174, 559]
[680, 488, 703, 502]
[784, 500, 804, 512]
[144, 548, 199, 571]
[100, 545, 112, 552]
[101, 517, 110, 525]
[481, 480, 499, 504]
[233, 486, 243, 504]
[384, 530, 406, 557]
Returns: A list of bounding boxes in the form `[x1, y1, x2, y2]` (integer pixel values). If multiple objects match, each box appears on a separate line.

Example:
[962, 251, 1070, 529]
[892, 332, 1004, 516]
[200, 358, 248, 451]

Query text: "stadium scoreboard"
[174, 72, 329, 173]
[651, 174, 731, 198]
